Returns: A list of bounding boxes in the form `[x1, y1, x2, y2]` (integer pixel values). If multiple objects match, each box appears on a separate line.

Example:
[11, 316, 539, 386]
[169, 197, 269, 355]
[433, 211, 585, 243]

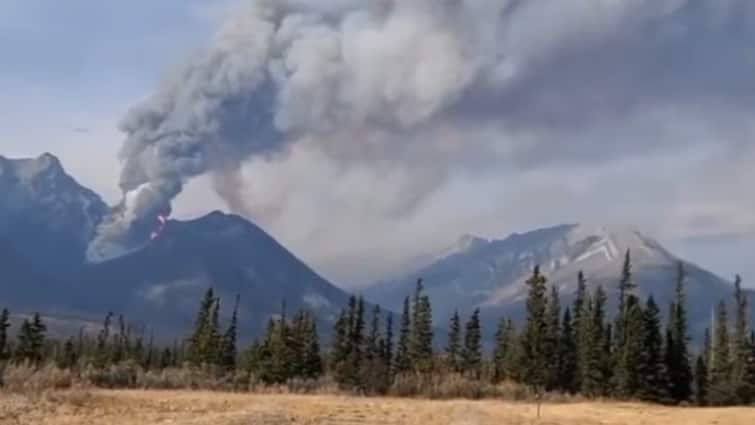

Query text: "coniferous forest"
[1, 251, 754, 406]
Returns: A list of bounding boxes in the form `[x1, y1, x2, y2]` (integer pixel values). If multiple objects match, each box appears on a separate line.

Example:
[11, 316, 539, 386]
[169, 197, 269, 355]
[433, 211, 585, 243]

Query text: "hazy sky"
[1, 0, 753, 288]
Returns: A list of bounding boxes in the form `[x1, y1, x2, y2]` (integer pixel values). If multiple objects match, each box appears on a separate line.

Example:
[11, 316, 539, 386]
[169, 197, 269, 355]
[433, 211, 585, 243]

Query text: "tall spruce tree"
[709, 300, 734, 405]
[666, 262, 693, 402]
[732, 276, 749, 393]
[188, 288, 220, 366]
[301, 313, 323, 379]
[573, 271, 588, 391]
[695, 353, 709, 406]
[545, 285, 561, 391]
[409, 279, 433, 373]
[616, 296, 644, 398]
[219, 295, 240, 371]
[383, 313, 394, 377]
[637, 296, 668, 402]
[520, 266, 549, 391]
[493, 317, 515, 383]
[558, 308, 578, 393]
[94, 312, 113, 368]
[461, 308, 482, 379]
[14, 313, 46, 365]
[0, 308, 10, 360]
[615, 249, 636, 350]
[446, 310, 462, 373]
[394, 296, 412, 374]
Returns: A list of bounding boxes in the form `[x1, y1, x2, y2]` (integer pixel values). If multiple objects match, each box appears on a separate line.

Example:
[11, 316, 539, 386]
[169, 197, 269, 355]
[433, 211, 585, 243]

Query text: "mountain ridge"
[366, 223, 752, 340]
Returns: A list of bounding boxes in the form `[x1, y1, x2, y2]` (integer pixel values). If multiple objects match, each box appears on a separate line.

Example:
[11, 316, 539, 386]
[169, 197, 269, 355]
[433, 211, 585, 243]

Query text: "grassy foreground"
[1, 390, 754, 425]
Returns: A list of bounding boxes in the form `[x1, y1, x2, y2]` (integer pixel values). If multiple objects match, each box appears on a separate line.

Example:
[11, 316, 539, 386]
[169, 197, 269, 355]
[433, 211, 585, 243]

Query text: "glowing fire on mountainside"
[150, 214, 169, 241]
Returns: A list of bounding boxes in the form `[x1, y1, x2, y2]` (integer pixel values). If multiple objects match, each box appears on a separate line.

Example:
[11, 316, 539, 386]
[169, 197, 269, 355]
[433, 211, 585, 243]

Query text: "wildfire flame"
[150, 214, 169, 241]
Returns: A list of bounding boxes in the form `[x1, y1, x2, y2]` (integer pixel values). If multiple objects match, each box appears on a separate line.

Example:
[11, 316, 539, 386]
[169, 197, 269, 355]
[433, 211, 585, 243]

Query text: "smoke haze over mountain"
[2, 0, 753, 285]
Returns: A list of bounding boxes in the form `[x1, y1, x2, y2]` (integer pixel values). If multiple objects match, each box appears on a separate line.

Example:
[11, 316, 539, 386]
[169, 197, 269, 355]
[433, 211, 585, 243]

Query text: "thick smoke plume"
[88, 0, 755, 261]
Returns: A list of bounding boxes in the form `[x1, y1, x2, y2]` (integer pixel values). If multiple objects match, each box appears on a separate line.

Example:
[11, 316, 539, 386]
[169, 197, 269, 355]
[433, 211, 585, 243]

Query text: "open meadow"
[1, 390, 754, 425]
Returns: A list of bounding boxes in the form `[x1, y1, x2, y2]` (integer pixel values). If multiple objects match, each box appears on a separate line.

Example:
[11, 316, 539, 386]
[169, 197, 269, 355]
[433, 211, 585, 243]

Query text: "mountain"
[0, 153, 352, 339]
[365, 224, 753, 340]
[0, 153, 108, 274]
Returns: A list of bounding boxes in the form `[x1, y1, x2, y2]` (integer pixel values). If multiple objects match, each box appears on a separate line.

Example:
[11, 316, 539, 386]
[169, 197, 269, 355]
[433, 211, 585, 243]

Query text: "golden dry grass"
[1, 390, 754, 425]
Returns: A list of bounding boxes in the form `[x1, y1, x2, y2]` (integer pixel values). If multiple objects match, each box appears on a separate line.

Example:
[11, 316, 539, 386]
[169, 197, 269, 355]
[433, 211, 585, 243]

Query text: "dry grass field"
[1, 390, 754, 425]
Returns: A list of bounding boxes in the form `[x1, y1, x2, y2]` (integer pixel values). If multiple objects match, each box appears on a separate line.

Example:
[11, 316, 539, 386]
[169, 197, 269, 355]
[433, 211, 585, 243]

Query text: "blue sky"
[1, 0, 753, 287]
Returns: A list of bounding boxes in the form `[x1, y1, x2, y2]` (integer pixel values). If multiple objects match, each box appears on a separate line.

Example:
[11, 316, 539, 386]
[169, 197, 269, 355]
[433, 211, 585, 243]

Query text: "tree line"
[1, 250, 754, 405]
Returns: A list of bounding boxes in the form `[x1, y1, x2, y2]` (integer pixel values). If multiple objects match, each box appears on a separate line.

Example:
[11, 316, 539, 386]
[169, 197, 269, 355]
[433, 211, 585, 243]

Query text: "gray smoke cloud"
[87, 0, 755, 261]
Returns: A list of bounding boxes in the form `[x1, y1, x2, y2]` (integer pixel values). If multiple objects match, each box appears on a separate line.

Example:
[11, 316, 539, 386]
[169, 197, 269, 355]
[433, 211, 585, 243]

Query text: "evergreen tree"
[345, 296, 366, 389]
[330, 308, 350, 377]
[94, 312, 113, 368]
[446, 310, 461, 373]
[302, 313, 323, 379]
[615, 249, 636, 351]
[572, 272, 587, 391]
[409, 279, 433, 373]
[14, 313, 46, 365]
[56, 338, 78, 370]
[0, 308, 10, 360]
[219, 295, 240, 371]
[732, 275, 750, 398]
[493, 317, 515, 383]
[394, 296, 412, 374]
[695, 354, 709, 406]
[362, 305, 389, 394]
[188, 288, 221, 366]
[580, 285, 609, 397]
[545, 285, 561, 391]
[461, 308, 482, 379]
[637, 296, 668, 402]
[382, 313, 394, 377]
[520, 266, 549, 391]
[616, 296, 644, 398]
[709, 300, 735, 405]
[666, 262, 693, 403]
[558, 308, 578, 393]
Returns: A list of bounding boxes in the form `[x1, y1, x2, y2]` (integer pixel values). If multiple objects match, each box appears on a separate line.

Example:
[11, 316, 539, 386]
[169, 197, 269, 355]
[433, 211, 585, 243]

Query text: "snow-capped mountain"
[0, 154, 352, 338]
[365, 224, 751, 339]
[0, 153, 108, 273]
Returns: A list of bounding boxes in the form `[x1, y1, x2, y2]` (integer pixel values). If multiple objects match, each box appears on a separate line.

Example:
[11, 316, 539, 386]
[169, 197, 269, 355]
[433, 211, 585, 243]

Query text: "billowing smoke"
[87, 0, 755, 261]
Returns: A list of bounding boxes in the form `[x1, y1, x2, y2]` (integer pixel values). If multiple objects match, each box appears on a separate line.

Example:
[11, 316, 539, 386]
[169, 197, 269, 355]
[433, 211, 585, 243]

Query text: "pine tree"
[637, 296, 668, 402]
[330, 308, 350, 378]
[94, 312, 113, 369]
[580, 285, 609, 397]
[56, 338, 78, 370]
[520, 265, 549, 391]
[188, 288, 220, 366]
[446, 310, 461, 373]
[694, 354, 709, 406]
[302, 313, 323, 379]
[14, 313, 46, 365]
[572, 272, 587, 391]
[219, 295, 240, 372]
[493, 317, 514, 383]
[732, 275, 750, 400]
[615, 249, 636, 351]
[394, 296, 412, 374]
[409, 279, 433, 373]
[362, 305, 389, 394]
[383, 313, 394, 377]
[0, 308, 10, 360]
[616, 296, 644, 398]
[666, 262, 693, 403]
[461, 308, 482, 379]
[709, 300, 735, 405]
[558, 308, 578, 393]
[545, 285, 561, 391]
[345, 296, 366, 389]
